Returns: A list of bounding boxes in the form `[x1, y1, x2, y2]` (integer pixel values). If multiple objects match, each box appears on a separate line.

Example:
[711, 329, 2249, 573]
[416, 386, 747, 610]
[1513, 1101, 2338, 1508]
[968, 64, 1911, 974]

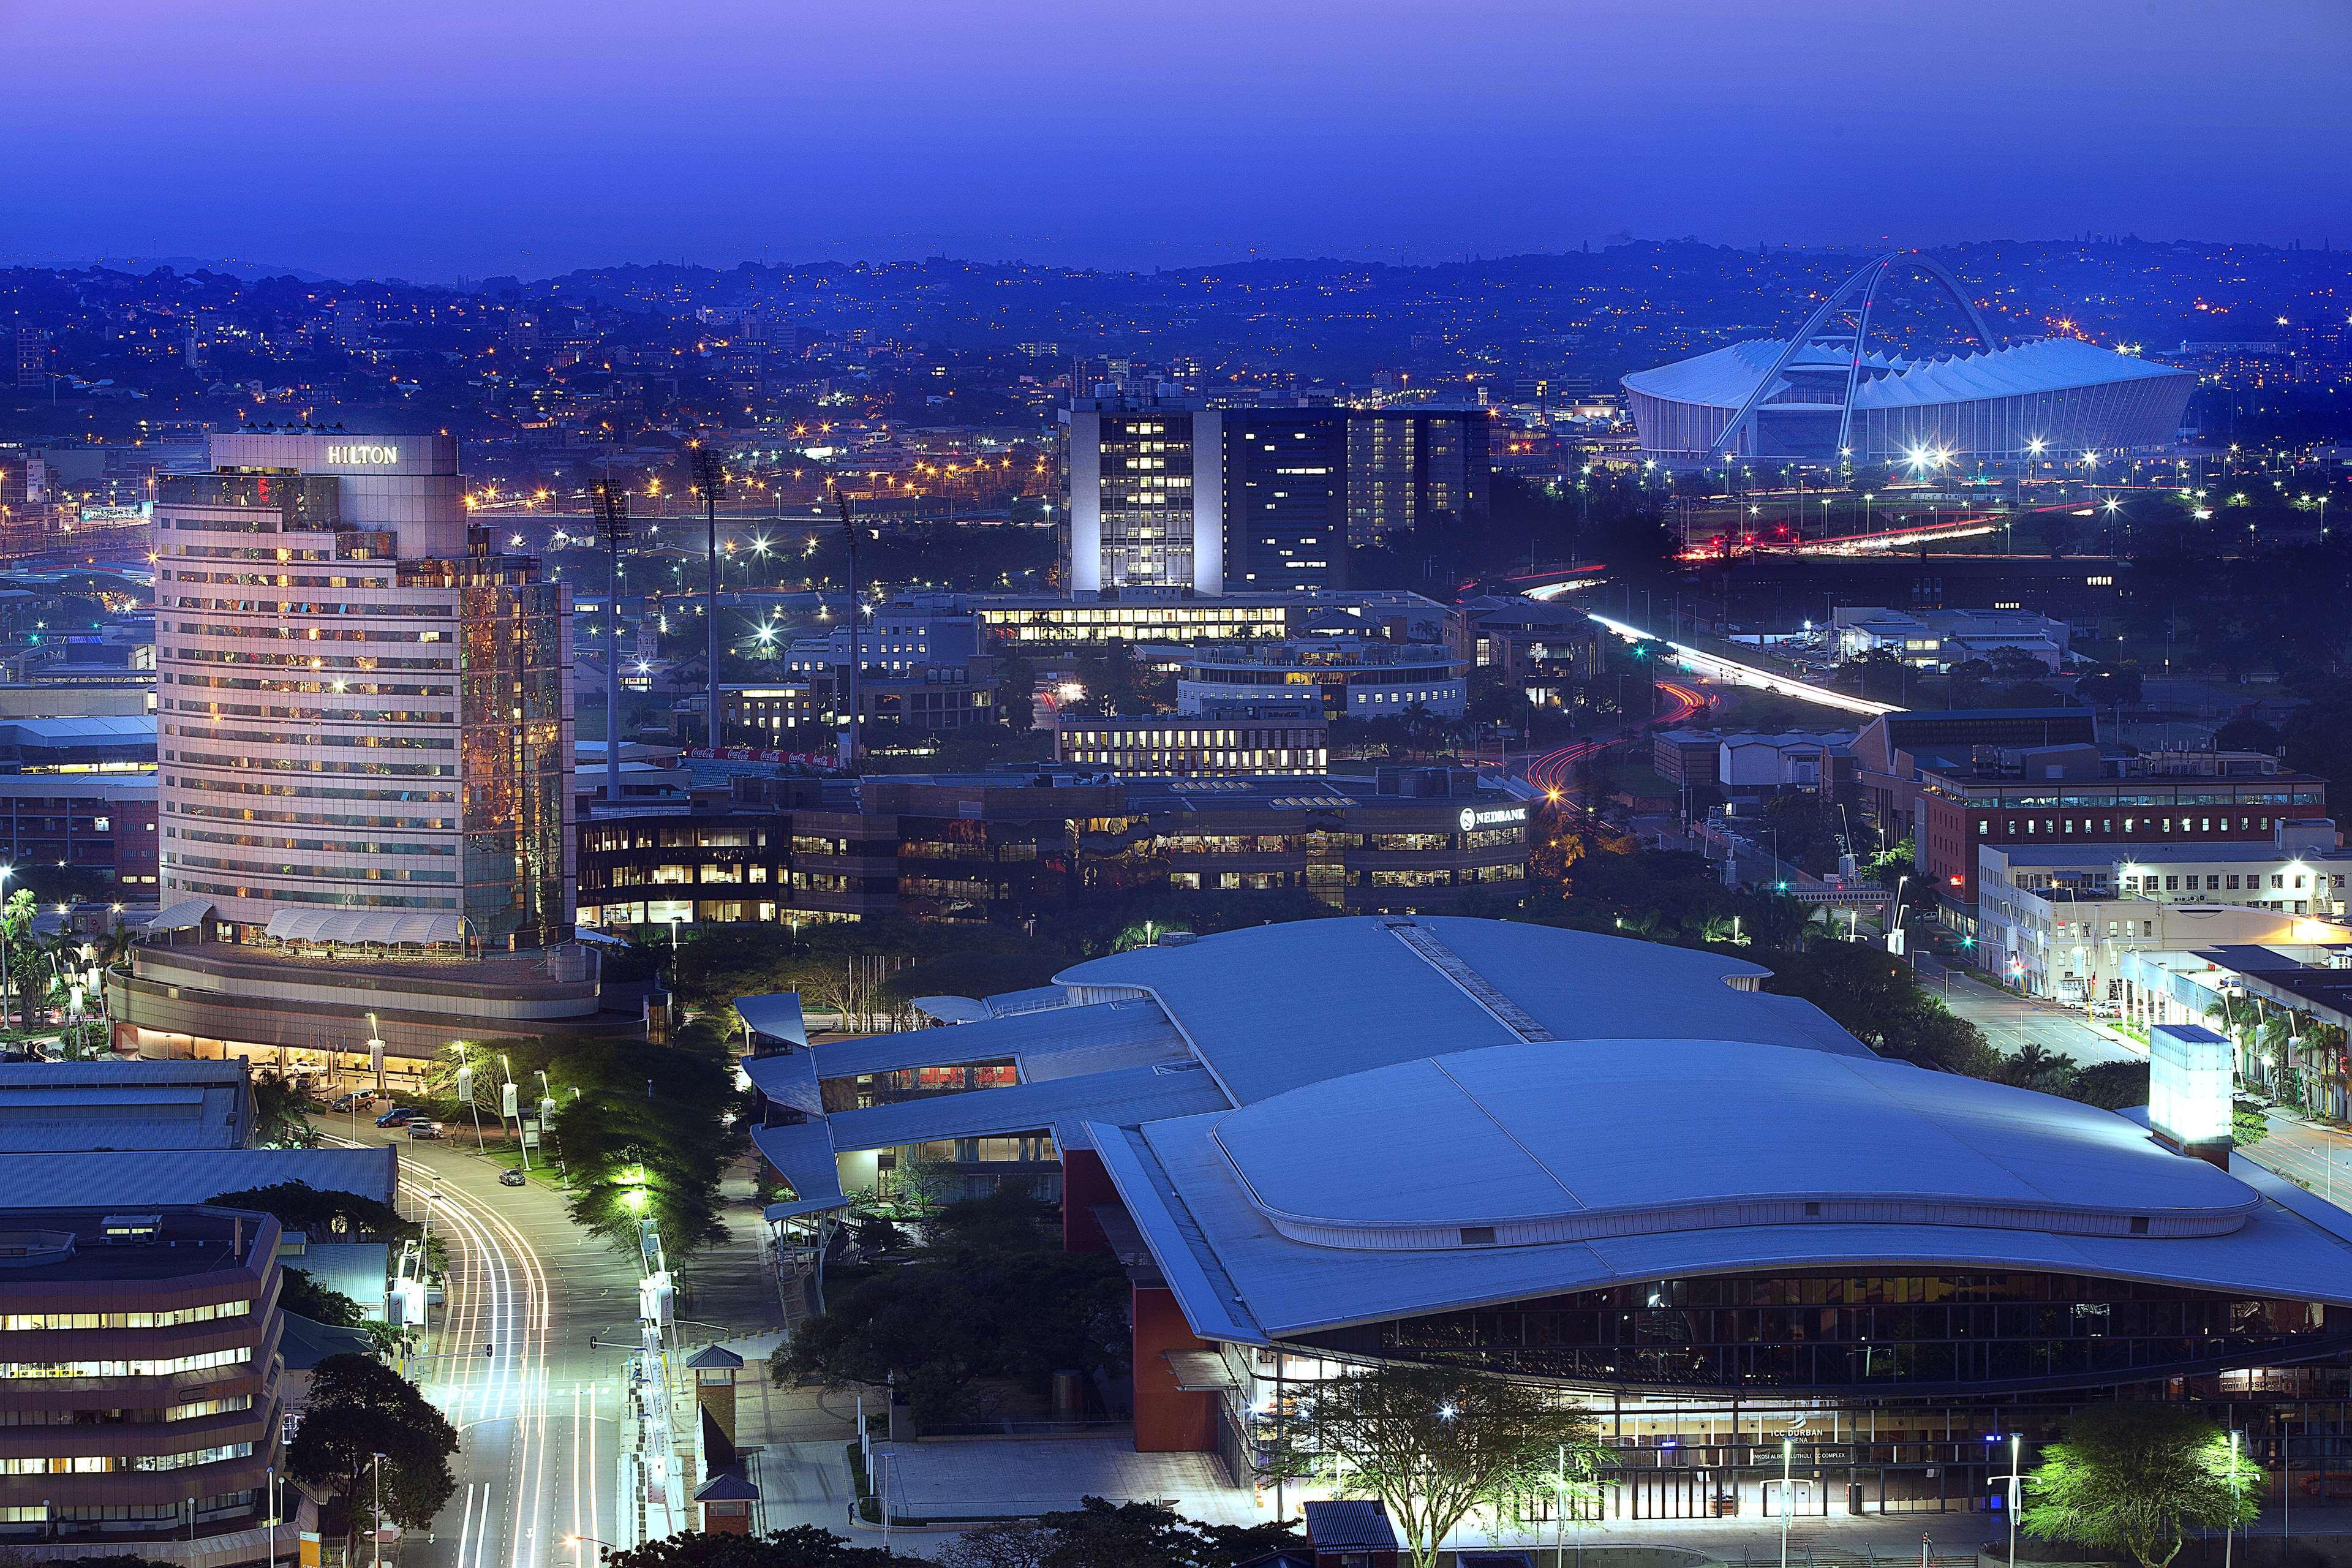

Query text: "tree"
[252, 1071, 319, 1148]
[2214, 718, 2281, 756]
[936, 1521, 1053, 1568]
[1761, 940, 2000, 1077]
[1996, 1042, 2079, 1097]
[1267, 1363, 1606, 1568]
[1033, 1499, 1302, 1568]
[2021, 1404, 2260, 1568]
[606, 1527, 912, 1568]
[773, 1191, 1129, 1430]
[555, 1034, 748, 1264]
[207, 1184, 416, 1245]
[279, 1265, 365, 1327]
[287, 1354, 458, 1562]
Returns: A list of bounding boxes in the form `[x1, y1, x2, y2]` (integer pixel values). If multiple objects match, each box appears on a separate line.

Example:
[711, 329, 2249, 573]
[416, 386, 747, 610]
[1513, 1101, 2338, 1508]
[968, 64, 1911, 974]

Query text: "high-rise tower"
[152, 432, 573, 949]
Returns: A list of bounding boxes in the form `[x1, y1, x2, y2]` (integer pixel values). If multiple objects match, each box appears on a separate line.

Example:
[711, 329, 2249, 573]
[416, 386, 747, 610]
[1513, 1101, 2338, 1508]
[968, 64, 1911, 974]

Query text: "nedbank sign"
[324, 443, 401, 465]
[1458, 805, 1528, 831]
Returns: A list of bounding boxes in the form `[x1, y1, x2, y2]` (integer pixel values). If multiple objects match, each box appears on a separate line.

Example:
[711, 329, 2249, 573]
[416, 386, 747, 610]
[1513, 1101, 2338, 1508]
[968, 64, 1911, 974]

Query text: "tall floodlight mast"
[687, 442, 726, 748]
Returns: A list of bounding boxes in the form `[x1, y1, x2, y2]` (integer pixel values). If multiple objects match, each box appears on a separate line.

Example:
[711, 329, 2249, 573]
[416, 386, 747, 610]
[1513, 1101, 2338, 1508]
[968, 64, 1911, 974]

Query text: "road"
[2245, 1114, 2352, 1205]
[1910, 953, 2141, 1066]
[325, 1126, 783, 1567]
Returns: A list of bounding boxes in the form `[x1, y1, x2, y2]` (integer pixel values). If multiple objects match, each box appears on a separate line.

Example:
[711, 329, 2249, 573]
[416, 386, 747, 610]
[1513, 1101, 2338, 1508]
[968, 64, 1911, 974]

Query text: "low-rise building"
[1833, 605, 2071, 671]
[1055, 710, 1328, 777]
[576, 765, 1532, 929]
[0, 775, 160, 892]
[0, 1205, 288, 1564]
[1718, 731, 1854, 800]
[734, 916, 2352, 1507]
[1976, 881, 2339, 1005]
[1913, 742, 2329, 905]
[1449, 595, 1605, 709]
[1173, 638, 1468, 720]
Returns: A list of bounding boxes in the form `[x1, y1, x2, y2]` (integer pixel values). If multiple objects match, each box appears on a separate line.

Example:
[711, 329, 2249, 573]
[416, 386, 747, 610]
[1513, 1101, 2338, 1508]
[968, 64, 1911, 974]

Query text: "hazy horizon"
[9, 0, 2347, 283]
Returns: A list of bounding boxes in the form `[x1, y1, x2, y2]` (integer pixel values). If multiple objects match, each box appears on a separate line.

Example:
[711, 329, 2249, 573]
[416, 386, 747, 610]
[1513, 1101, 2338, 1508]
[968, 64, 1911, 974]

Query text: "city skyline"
[10, 0, 2350, 281]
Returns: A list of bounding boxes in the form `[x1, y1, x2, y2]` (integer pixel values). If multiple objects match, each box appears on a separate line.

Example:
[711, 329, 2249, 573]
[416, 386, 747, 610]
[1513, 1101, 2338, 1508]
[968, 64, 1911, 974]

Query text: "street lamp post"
[564, 1536, 617, 1563]
[2225, 1430, 2240, 1568]
[370, 1451, 388, 1568]
[2008, 1433, 2020, 1567]
[1779, 1436, 1794, 1568]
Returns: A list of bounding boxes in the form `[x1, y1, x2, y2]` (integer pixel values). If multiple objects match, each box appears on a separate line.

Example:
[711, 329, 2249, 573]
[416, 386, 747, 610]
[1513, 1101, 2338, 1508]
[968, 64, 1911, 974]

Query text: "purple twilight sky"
[9, 0, 2350, 280]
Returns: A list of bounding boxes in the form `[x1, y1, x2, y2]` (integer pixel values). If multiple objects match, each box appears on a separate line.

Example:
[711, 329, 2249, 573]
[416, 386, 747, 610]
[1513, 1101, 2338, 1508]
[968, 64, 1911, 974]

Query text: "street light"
[564, 1536, 617, 1562]
[2008, 1433, 2021, 1568]
[2226, 1430, 2241, 1568]
[1779, 1436, 1794, 1568]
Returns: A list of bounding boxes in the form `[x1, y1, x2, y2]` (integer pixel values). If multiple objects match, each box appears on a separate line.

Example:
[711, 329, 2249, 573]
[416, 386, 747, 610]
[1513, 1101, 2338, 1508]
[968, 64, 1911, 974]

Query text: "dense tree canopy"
[288, 1354, 457, 1559]
[772, 1191, 1128, 1430]
[2022, 1404, 2260, 1568]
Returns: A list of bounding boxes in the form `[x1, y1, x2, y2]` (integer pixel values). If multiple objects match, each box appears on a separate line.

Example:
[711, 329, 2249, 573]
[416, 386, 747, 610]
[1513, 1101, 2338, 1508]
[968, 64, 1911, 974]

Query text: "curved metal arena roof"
[1623, 336, 2187, 414]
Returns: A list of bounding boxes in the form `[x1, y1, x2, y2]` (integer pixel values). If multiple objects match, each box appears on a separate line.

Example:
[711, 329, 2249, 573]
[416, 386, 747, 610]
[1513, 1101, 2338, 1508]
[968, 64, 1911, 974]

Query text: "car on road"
[499, 1167, 527, 1188]
[375, 1106, 424, 1127]
[405, 1120, 443, 1140]
[330, 1090, 369, 1112]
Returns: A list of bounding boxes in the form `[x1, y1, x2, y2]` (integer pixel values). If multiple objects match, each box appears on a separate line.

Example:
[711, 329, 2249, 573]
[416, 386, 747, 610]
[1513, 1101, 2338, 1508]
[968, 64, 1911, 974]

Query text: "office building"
[0, 1205, 288, 1562]
[1851, 707, 2100, 845]
[972, 589, 1447, 647]
[1061, 400, 1224, 595]
[1449, 596, 1604, 709]
[1344, 407, 1490, 544]
[1914, 745, 2329, 903]
[576, 766, 1530, 929]
[1174, 638, 1468, 721]
[151, 431, 573, 948]
[0, 776, 159, 892]
[1223, 409, 1347, 591]
[1061, 401, 1491, 594]
[1977, 881, 2339, 1004]
[1055, 711, 1327, 778]
[737, 917, 2352, 1512]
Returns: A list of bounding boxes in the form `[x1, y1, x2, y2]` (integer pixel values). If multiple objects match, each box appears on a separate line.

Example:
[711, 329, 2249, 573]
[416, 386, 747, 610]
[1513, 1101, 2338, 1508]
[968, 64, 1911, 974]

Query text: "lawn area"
[476, 1142, 570, 1191]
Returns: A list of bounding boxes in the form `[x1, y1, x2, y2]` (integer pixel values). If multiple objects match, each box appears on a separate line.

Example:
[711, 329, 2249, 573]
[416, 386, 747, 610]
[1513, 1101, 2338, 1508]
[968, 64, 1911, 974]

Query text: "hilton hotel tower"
[151, 432, 574, 948]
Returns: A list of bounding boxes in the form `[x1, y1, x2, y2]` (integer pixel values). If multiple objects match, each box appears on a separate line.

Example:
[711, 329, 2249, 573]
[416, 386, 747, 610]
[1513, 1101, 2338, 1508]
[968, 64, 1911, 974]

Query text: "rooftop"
[1052, 917, 1866, 1106]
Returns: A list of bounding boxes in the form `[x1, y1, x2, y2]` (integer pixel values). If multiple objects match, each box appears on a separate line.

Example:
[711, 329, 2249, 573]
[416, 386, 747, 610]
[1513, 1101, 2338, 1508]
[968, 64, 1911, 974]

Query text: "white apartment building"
[1978, 831, 2348, 922]
[1061, 400, 1224, 595]
[152, 432, 574, 949]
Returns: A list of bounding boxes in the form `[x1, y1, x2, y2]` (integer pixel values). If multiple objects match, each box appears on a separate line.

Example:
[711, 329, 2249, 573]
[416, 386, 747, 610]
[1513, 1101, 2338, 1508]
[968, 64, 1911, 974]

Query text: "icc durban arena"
[1624, 251, 2196, 469]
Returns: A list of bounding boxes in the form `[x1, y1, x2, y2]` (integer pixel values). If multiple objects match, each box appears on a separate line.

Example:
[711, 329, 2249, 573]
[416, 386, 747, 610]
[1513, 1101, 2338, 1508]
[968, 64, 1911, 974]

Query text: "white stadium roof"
[1623, 334, 2187, 413]
[732, 916, 2352, 1352]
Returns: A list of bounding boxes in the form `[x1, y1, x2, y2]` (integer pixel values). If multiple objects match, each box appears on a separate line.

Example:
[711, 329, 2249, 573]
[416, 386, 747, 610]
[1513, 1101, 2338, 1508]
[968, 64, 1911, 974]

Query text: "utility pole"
[688, 442, 726, 749]
[592, 473, 631, 807]
[835, 489, 861, 771]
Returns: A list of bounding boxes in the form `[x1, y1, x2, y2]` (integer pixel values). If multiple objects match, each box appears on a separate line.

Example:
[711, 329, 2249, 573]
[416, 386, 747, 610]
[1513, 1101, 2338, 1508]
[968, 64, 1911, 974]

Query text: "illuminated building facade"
[151, 433, 573, 949]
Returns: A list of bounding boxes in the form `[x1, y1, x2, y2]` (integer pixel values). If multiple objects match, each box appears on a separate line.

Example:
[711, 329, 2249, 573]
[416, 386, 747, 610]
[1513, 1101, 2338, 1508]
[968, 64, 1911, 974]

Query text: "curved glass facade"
[1369, 1270, 2346, 1393]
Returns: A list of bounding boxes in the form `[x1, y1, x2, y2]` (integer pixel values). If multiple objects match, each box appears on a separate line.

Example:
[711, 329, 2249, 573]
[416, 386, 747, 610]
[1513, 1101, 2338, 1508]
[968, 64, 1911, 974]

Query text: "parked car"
[375, 1106, 423, 1127]
[330, 1090, 369, 1112]
[405, 1120, 443, 1140]
[499, 1168, 527, 1188]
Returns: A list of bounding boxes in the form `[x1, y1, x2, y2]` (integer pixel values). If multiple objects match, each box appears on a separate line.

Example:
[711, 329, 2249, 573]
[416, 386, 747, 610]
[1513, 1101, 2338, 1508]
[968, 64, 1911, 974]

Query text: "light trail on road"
[1589, 611, 1902, 717]
[319, 1136, 584, 1568]
[1521, 679, 1714, 799]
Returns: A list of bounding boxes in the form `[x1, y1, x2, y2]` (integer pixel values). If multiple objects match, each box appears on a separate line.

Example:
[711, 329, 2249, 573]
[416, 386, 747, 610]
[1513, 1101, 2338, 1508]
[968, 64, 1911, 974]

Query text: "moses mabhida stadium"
[1623, 251, 2195, 470]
